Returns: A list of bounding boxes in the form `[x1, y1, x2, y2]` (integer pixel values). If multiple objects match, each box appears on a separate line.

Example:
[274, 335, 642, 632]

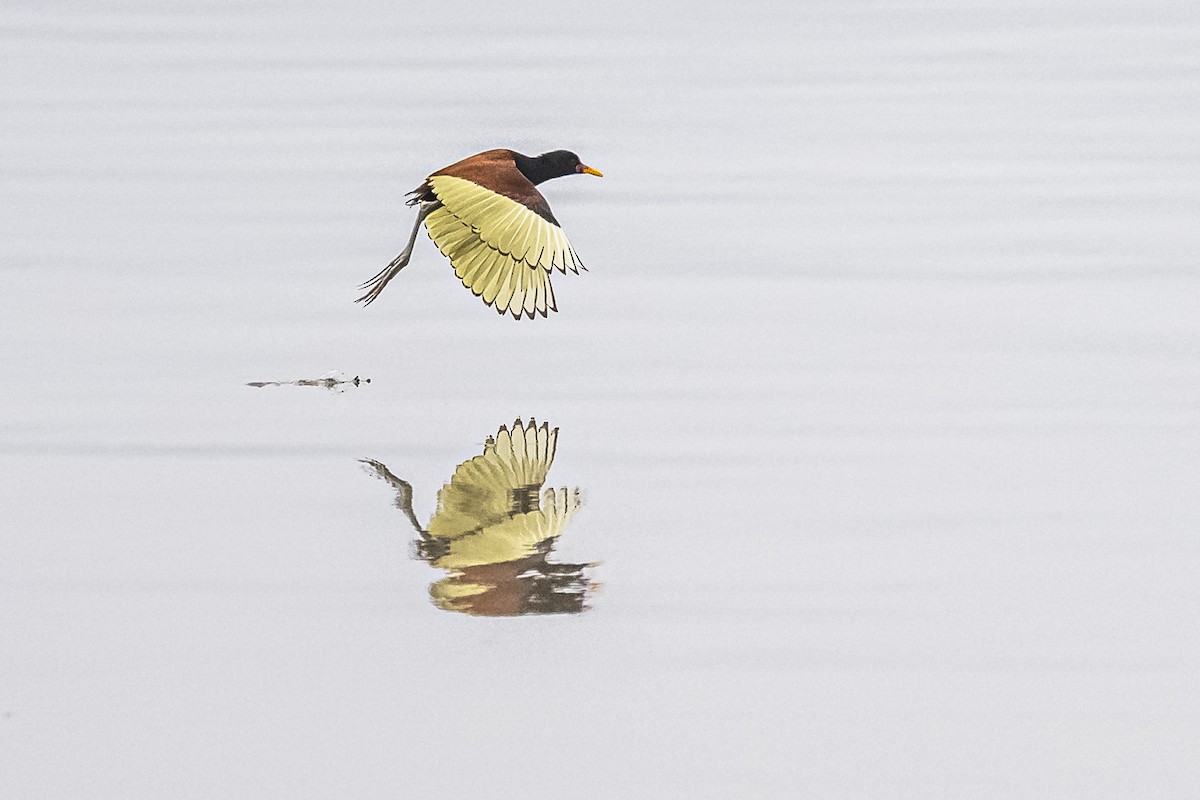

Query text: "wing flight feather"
[422, 175, 587, 319]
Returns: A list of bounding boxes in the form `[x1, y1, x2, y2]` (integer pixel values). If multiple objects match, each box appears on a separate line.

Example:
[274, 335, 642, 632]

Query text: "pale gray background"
[2, 1, 1198, 797]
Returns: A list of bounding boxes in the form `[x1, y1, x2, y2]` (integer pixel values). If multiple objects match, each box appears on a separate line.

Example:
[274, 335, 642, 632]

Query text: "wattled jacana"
[356, 149, 602, 319]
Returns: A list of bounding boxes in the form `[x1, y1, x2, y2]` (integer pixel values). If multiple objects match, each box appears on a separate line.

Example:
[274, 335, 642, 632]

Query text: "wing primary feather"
[426, 176, 593, 318]
[495, 261, 519, 316]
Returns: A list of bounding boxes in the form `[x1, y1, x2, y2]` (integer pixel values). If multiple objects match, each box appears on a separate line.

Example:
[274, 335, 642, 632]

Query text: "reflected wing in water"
[428, 418, 558, 540]
[361, 418, 596, 616]
[429, 486, 581, 570]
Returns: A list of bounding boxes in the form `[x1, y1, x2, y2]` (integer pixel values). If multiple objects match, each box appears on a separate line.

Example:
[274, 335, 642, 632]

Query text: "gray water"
[3, 1, 1199, 796]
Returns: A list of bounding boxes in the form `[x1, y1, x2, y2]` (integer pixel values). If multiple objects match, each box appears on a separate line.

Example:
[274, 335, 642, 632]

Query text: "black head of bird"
[514, 150, 604, 185]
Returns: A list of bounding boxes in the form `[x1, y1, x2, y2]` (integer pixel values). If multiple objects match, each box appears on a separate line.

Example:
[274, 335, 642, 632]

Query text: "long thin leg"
[355, 200, 440, 306]
[359, 458, 426, 535]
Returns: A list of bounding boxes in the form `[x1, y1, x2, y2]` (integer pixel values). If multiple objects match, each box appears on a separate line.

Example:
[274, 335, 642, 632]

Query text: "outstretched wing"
[431, 487, 582, 570]
[424, 175, 585, 319]
[427, 419, 560, 540]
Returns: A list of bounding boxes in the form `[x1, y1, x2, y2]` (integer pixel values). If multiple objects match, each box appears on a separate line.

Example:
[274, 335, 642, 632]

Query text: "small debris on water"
[246, 370, 370, 391]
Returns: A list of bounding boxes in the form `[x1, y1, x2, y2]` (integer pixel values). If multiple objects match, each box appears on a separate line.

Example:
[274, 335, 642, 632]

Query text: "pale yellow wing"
[425, 207, 557, 319]
[424, 175, 585, 319]
[429, 175, 585, 275]
[431, 488, 582, 570]
[427, 419, 559, 540]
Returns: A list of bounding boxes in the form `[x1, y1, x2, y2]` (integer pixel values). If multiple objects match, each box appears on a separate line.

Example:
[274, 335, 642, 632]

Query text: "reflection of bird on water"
[355, 149, 602, 319]
[361, 419, 595, 616]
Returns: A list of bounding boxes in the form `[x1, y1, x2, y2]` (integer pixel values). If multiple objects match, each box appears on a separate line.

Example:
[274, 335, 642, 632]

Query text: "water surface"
[2, 1, 1199, 797]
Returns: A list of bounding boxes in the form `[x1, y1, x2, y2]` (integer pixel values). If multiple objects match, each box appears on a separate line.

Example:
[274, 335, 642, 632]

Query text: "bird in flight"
[356, 148, 603, 319]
